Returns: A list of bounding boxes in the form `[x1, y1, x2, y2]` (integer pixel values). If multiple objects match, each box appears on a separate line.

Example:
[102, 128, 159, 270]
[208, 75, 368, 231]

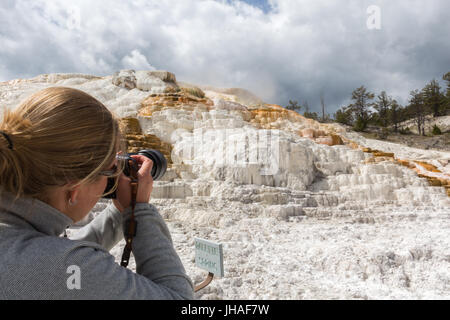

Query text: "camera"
[102, 149, 167, 199]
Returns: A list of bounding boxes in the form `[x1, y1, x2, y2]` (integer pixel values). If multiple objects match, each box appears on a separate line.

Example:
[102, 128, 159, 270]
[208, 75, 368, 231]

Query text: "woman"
[0, 87, 193, 299]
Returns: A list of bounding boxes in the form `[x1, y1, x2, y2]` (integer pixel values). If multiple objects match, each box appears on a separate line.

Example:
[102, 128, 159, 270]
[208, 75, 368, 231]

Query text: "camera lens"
[137, 149, 167, 180]
[102, 149, 167, 199]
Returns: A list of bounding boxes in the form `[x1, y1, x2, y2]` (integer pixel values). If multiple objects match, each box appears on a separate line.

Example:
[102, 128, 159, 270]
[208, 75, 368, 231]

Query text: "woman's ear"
[68, 185, 80, 206]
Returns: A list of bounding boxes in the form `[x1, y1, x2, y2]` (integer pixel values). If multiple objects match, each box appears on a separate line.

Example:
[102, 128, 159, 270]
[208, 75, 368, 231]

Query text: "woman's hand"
[113, 155, 154, 213]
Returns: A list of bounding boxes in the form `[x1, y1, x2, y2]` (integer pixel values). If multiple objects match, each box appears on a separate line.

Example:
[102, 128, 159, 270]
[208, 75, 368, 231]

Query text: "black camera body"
[102, 149, 167, 199]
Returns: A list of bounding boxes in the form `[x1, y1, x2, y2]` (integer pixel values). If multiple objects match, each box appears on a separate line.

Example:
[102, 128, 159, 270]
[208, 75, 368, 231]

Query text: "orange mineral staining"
[139, 91, 213, 117]
[119, 117, 173, 166]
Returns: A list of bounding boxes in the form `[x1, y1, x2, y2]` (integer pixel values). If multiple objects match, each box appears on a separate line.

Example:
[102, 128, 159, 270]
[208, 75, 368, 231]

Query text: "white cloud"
[121, 49, 155, 71]
[0, 0, 449, 112]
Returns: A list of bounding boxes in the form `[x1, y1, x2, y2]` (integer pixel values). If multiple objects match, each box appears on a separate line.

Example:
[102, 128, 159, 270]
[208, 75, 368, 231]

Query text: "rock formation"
[1, 71, 449, 300]
[118, 117, 173, 164]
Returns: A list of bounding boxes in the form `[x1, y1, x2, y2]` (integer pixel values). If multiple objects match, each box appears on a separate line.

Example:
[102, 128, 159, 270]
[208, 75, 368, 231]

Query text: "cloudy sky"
[1, 0, 449, 114]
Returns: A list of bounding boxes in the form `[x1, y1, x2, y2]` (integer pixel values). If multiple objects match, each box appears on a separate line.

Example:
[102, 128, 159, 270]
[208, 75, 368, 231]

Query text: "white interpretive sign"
[194, 238, 224, 277]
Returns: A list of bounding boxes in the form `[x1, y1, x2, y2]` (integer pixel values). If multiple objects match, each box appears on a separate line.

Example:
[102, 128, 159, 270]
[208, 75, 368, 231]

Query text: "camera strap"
[120, 159, 139, 268]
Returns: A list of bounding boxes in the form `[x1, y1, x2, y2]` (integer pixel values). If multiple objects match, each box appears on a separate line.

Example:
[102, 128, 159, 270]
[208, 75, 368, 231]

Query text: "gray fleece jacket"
[0, 192, 194, 300]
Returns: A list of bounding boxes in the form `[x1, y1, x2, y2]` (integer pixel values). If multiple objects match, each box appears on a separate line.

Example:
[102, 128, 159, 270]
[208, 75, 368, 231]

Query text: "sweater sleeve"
[61, 203, 194, 300]
[70, 202, 124, 251]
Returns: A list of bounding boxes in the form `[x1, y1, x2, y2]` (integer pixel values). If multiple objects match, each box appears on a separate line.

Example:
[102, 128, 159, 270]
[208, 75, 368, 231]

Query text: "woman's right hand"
[113, 155, 154, 213]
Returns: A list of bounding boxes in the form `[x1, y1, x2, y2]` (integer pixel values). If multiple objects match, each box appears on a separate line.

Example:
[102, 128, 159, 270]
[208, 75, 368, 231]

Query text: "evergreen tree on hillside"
[422, 79, 445, 117]
[286, 100, 301, 112]
[374, 91, 392, 127]
[389, 100, 402, 133]
[443, 72, 450, 95]
[334, 107, 353, 126]
[347, 86, 375, 131]
[303, 104, 319, 121]
[409, 90, 426, 136]
[443, 72, 450, 114]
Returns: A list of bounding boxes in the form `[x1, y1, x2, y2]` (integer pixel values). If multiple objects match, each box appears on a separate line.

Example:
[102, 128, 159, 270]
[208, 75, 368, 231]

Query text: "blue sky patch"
[235, 0, 272, 13]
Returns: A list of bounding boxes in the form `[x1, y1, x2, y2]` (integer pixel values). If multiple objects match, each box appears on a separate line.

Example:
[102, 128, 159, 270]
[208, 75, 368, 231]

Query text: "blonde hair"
[0, 87, 124, 202]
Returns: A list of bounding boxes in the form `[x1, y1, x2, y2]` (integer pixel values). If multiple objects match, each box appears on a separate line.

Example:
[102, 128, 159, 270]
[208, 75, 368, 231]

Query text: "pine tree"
[422, 79, 445, 117]
[443, 72, 450, 115]
[347, 86, 375, 131]
[334, 107, 353, 126]
[286, 100, 301, 112]
[303, 104, 319, 121]
[443, 72, 450, 95]
[409, 90, 426, 136]
[389, 100, 402, 133]
[374, 91, 392, 128]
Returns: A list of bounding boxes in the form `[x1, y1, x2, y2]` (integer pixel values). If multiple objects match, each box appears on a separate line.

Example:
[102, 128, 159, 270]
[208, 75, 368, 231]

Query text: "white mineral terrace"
[1, 72, 449, 299]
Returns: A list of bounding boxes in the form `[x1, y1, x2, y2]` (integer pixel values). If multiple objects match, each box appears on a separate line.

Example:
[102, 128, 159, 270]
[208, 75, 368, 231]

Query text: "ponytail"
[0, 87, 124, 202]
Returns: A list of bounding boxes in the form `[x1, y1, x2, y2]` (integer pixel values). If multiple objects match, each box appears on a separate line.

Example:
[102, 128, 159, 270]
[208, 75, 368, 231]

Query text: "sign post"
[193, 238, 224, 292]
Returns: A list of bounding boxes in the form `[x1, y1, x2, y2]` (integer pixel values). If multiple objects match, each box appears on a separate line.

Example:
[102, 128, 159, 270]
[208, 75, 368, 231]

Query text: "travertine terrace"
[1, 71, 449, 299]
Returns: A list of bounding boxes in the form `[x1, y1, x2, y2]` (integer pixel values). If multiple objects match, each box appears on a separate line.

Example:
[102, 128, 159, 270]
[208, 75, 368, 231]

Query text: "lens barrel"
[136, 149, 167, 180]
[102, 149, 167, 199]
